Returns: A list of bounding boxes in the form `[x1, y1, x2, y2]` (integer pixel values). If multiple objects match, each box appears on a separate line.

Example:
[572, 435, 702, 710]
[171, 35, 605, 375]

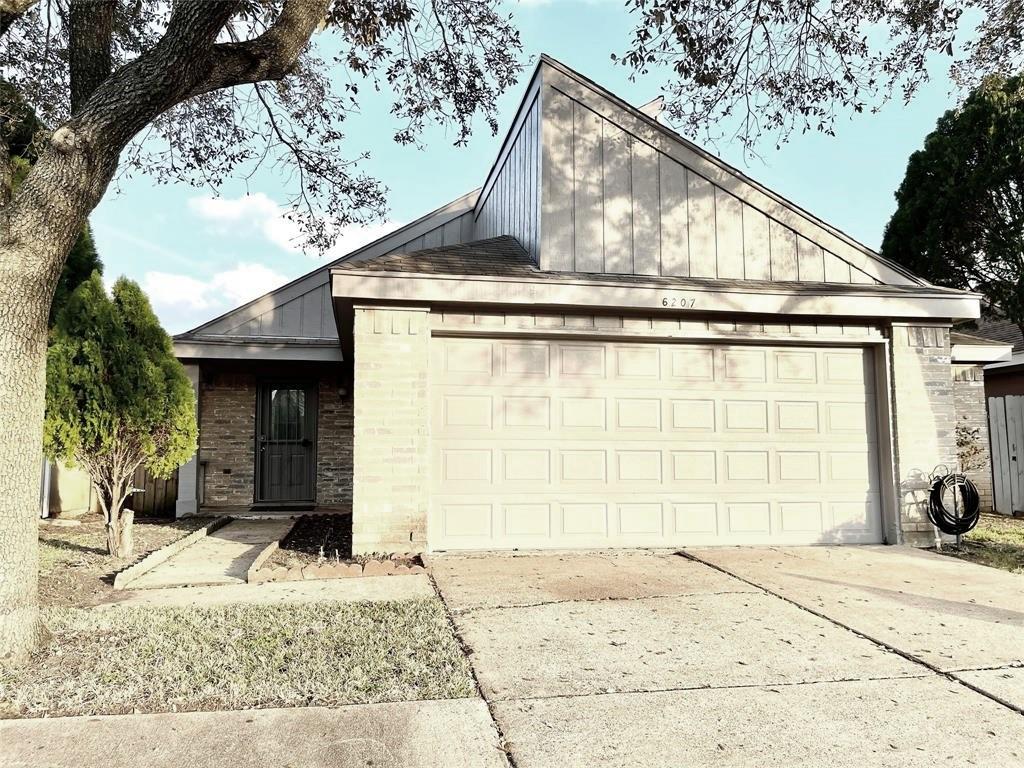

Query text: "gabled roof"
[176, 188, 479, 342]
[526, 55, 921, 286]
[177, 53, 959, 359]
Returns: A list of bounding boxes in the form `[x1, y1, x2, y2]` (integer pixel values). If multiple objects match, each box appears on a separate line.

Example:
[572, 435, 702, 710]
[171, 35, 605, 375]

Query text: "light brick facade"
[187, 313, 971, 550]
[351, 306, 431, 554]
[952, 364, 993, 512]
[197, 365, 352, 510]
[888, 324, 958, 546]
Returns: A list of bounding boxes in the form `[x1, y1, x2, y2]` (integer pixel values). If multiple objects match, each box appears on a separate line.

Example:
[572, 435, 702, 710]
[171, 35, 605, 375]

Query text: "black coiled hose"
[927, 473, 981, 535]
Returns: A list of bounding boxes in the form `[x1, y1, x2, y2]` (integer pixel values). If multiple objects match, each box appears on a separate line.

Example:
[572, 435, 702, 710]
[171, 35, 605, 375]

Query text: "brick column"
[352, 306, 431, 554]
[888, 324, 957, 546]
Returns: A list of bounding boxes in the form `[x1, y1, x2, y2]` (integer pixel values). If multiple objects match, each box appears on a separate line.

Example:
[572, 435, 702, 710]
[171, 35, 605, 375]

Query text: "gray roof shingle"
[333, 236, 972, 297]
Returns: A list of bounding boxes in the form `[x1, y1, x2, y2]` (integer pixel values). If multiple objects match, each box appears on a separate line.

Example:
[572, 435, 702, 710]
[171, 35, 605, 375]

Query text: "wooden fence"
[131, 466, 179, 517]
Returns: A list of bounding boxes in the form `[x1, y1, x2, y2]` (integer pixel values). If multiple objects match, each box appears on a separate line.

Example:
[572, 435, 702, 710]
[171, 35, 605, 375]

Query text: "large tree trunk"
[0, 0, 327, 664]
[0, 138, 109, 663]
[0, 244, 55, 664]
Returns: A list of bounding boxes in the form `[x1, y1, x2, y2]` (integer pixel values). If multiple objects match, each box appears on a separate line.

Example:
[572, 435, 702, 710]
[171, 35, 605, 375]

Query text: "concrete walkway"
[127, 518, 294, 589]
[99, 573, 435, 609]
[432, 549, 1024, 768]
[0, 699, 508, 768]
[690, 545, 1024, 710]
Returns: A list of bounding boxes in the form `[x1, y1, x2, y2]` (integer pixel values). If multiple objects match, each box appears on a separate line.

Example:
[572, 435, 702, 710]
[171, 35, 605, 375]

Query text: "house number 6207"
[661, 296, 696, 308]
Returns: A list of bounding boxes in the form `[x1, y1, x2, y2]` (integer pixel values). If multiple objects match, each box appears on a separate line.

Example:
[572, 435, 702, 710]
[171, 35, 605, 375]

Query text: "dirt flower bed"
[266, 513, 353, 568]
[0, 598, 474, 718]
[937, 513, 1024, 574]
[257, 514, 423, 583]
[38, 514, 212, 607]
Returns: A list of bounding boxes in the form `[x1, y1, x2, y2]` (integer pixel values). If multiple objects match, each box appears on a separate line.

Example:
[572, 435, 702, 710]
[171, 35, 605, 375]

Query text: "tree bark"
[0, 242, 51, 664]
[0, 0, 329, 664]
[69, 0, 115, 114]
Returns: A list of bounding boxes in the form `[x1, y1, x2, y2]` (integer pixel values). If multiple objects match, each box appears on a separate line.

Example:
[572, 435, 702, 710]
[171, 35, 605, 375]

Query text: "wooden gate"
[989, 395, 1023, 515]
[130, 466, 179, 517]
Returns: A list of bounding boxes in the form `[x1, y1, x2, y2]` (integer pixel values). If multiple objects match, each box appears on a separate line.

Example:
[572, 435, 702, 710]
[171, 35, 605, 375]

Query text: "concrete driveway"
[431, 548, 1024, 768]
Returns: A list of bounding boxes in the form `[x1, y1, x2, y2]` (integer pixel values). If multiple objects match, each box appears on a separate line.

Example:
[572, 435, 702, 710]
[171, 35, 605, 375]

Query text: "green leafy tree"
[44, 274, 197, 558]
[881, 74, 1024, 331]
[50, 225, 102, 326]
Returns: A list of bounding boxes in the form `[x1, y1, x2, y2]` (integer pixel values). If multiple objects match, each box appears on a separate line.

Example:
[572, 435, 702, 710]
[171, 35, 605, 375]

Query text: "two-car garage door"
[429, 337, 883, 550]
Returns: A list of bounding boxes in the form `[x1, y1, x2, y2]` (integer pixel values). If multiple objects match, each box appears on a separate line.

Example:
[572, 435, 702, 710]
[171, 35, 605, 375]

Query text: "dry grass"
[939, 513, 1024, 574]
[0, 598, 475, 718]
[38, 514, 211, 607]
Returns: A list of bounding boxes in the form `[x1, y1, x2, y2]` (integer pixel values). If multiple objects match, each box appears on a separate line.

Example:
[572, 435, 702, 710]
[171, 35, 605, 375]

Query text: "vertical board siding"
[769, 220, 799, 281]
[797, 235, 825, 281]
[659, 157, 689, 276]
[742, 204, 771, 281]
[824, 251, 852, 283]
[573, 103, 605, 273]
[476, 93, 542, 262]
[542, 89, 574, 271]
[603, 123, 634, 273]
[714, 188, 744, 278]
[687, 172, 717, 278]
[631, 141, 661, 275]
[539, 87, 876, 284]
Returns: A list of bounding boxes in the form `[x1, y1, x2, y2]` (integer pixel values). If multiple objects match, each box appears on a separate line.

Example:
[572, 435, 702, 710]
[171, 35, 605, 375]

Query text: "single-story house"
[173, 55, 1005, 553]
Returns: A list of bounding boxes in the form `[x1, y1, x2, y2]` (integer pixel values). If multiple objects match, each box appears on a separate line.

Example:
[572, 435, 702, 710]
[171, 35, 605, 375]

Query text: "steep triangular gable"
[180, 189, 479, 340]
[535, 56, 920, 286]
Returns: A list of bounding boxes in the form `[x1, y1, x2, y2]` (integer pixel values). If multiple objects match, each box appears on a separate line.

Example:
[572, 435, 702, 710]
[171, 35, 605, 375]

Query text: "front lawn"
[38, 514, 212, 607]
[0, 598, 475, 718]
[939, 513, 1024, 574]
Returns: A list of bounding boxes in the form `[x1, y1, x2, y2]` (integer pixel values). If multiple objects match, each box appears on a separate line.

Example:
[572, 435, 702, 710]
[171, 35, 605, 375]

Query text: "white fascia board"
[984, 350, 1024, 370]
[174, 339, 343, 362]
[331, 270, 982, 321]
[951, 342, 1012, 363]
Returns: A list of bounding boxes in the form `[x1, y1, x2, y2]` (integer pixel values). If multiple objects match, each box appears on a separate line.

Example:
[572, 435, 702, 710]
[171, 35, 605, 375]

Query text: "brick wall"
[351, 306, 430, 554]
[953, 364, 993, 512]
[199, 370, 257, 507]
[317, 378, 353, 506]
[198, 366, 352, 509]
[889, 325, 958, 546]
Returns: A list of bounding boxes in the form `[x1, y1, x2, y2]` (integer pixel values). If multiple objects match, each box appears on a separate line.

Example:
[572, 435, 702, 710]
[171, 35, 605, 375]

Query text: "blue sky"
[90, 1, 960, 334]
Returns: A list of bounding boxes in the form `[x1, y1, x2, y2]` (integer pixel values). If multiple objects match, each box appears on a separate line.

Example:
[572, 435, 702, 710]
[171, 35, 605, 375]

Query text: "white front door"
[429, 337, 883, 550]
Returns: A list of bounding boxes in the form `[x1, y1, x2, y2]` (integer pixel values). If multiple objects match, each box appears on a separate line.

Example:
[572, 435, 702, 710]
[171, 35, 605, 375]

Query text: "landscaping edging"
[249, 556, 426, 584]
[112, 516, 232, 590]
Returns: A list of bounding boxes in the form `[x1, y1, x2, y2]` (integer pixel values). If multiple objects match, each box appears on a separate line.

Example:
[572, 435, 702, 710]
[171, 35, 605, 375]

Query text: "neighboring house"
[174, 55, 997, 552]
[958, 317, 1024, 515]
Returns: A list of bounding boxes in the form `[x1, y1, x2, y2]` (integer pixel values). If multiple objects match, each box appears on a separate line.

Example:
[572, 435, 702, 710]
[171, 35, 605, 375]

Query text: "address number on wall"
[661, 296, 697, 308]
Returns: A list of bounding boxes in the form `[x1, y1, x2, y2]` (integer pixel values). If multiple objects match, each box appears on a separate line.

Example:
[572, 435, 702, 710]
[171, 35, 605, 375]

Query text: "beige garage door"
[429, 337, 883, 550]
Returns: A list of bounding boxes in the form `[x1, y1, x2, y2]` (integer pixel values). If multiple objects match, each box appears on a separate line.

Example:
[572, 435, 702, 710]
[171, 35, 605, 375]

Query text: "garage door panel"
[430, 338, 883, 549]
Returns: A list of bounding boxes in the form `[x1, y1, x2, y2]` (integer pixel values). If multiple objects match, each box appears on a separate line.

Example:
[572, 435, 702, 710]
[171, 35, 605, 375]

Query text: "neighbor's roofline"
[175, 187, 480, 340]
[533, 53, 924, 286]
